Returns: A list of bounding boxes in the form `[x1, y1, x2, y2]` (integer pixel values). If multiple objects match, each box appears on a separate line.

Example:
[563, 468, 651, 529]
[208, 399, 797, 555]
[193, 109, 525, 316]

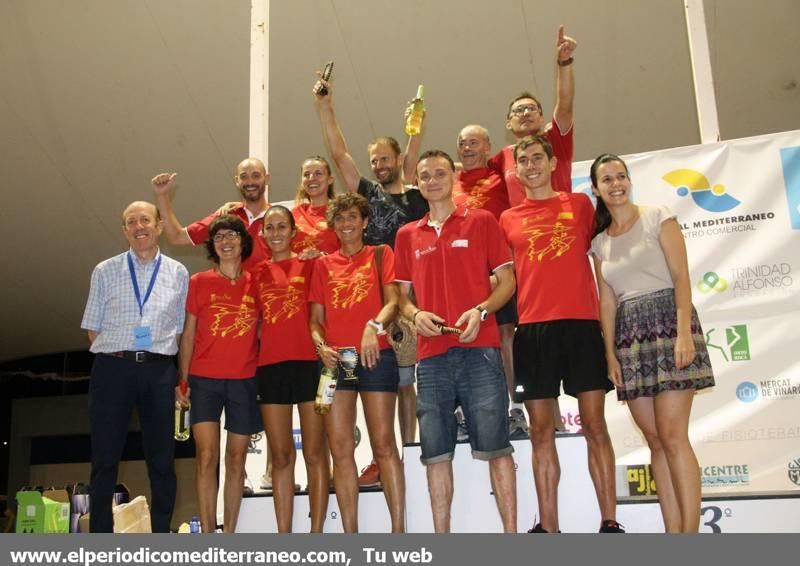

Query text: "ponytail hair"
[590, 153, 629, 238]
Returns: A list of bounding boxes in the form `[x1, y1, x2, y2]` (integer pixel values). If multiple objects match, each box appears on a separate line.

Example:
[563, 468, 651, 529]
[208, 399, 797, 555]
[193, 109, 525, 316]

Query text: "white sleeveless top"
[590, 205, 677, 302]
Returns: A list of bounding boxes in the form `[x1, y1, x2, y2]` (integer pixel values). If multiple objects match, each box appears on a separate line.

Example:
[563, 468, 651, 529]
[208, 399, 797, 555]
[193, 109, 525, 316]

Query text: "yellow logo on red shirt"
[463, 179, 493, 209]
[522, 221, 577, 262]
[295, 232, 320, 250]
[328, 263, 373, 309]
[259, 283, 303, 324]
[208, 300, 257, 338]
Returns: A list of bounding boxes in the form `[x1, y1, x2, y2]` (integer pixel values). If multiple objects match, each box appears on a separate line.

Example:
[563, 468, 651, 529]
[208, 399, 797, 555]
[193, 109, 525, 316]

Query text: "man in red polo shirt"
[395, 150, 517, 533]
[488, 25, 577, 206]
[151, 158, 271, 268]
[499, 135, 622, 534]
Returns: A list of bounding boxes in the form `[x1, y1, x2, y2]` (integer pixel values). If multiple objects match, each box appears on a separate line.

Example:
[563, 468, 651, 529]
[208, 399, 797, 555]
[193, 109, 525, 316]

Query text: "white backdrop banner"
[566, 129, 800, 496]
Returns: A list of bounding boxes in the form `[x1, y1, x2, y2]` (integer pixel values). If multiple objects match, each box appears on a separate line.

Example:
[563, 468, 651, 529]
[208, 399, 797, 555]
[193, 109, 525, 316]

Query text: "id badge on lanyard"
[128, 253, 162, 350]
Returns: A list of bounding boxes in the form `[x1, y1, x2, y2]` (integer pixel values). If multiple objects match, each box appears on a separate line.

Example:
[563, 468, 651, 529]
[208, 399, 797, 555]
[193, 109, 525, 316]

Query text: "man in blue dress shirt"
[81, 201, 188, 532]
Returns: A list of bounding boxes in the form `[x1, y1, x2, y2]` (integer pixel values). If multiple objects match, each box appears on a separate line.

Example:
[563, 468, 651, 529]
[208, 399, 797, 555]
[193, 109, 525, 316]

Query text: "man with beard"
[313, 76, 428, 247]
[313, 73, 428, 488]
[489, 25, 577, 206]
[81, 201, 188, 532]
[151, 158, 271, 268]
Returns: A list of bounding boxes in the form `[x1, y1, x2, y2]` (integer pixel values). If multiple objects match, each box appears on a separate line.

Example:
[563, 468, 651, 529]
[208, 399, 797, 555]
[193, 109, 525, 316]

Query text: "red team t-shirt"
[309, 246, 394, 351]
[499, 193, 599, 324]
[488, 120, 574, 207]
[186, 269, 259, 379]
[186, 205, 270, 268]
[254, 257, 318, 366]
[394, 207, 513, 361]
[291, 203, 339, 255]
[452, 167, 510, 220]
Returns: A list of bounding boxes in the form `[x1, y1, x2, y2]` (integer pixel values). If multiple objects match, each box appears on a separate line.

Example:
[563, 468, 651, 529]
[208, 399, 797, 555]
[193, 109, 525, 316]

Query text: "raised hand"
[151, 172, 177, 196]
[556, 25, 577, 63]
[312, 70, 333, 104]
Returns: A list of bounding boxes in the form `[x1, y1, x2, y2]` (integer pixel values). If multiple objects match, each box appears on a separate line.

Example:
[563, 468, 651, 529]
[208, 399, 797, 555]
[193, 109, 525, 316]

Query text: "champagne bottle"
[404, 85, 425, 136]
[314, 61, 334, 96]
[314, 366, 339, 415]
[174, 380, 190, 441]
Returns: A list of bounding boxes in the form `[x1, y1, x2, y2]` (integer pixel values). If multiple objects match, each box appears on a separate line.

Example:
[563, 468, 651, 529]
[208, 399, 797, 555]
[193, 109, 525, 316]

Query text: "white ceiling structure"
[1, 0, 798, 363]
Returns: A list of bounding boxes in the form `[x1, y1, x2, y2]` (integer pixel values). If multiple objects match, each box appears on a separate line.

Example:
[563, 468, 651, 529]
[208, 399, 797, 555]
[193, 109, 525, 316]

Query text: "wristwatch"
[367, 319, 387, 335]
[474, 306, 488, 322]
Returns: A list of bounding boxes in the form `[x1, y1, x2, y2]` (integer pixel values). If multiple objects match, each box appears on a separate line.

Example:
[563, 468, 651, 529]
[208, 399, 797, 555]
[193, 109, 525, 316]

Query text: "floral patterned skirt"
[615, 288, 715, 401]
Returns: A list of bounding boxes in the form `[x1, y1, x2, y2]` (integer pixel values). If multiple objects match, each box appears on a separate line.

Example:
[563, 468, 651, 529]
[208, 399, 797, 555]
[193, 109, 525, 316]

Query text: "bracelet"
[412, 310, 422, 322]
[315, 342, 328, 355]
[558, 57, 574, 67]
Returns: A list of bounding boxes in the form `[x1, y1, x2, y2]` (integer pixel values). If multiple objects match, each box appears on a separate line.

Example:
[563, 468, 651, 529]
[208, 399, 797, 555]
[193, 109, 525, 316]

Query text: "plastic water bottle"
[190, 516, 201, 534]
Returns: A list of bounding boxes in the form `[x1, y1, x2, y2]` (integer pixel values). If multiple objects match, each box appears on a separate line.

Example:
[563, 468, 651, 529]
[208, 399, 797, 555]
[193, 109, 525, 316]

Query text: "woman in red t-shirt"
[309, 193, 405, 533]
[254, 205, 330, 533]
[291, 156, 340, 259]
[177, 216, 262, 534]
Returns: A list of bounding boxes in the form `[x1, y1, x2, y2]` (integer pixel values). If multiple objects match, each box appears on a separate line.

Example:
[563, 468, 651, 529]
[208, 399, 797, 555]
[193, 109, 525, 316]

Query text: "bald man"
[81, 201, 189, 532]
[152, 158, 271, 267]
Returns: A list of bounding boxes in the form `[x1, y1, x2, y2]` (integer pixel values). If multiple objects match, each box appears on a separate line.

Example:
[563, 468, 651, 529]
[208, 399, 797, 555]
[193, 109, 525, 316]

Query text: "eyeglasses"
[212, 231, 241, 242]
[510, 104, 540, 117]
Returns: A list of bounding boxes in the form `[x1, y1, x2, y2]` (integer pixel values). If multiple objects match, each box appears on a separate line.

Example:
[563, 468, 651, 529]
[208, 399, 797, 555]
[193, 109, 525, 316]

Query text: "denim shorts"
[416, 347, 513, 464]
[188, 375, 264, 436]
[335, 348, 399, 393]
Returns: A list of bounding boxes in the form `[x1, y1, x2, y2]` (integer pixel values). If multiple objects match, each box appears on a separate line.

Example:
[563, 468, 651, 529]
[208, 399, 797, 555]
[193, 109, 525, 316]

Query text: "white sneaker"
[260, 474, 272, 491]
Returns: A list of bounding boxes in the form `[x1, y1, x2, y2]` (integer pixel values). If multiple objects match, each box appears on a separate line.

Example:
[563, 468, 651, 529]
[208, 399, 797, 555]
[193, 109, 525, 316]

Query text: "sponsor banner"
[572, 130, 800, 496]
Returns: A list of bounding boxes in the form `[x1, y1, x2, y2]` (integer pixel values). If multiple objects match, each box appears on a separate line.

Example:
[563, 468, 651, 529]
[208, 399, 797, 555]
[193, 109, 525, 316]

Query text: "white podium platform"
[236, 434, 800, 533]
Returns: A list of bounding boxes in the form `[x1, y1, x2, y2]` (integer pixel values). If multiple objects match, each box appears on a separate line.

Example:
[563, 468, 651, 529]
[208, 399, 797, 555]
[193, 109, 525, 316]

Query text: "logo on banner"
[697, 272, 729, 294]
[663, 169, 740, 212]
[788, 458, 800, 487]
[736, 381, 759, 403]
[559, 410, 583, 433]
[705, 325, 751, 362]
[626, 464, 657, 496]
[758, 378, 800, 400]
[779, 146, 800, 230]
[730, 263, 794, 298]
[701, 464, 751, 487]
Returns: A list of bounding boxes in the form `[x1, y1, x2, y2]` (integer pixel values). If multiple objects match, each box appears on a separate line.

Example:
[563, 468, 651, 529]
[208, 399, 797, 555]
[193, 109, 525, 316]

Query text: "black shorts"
[256, 360, 319, 405]
[495, 292, 518, 326]
[512, 320, 612, 401]
[188, 375, 263, 435]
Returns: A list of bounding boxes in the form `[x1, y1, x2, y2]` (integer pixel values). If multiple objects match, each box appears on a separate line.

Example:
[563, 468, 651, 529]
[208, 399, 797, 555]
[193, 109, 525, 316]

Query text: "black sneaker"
[527, 523, 560, 533]
[599, 520, 625, 533]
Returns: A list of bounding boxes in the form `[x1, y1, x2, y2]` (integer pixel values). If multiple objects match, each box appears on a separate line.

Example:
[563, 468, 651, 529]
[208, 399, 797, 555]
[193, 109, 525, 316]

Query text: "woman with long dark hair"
[589, 154, 714, 532]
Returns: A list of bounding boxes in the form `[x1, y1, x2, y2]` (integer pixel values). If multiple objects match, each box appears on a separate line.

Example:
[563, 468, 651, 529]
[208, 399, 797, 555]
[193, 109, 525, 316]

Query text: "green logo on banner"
[706, 325, 751, 362]
[697, 271, 729, 293]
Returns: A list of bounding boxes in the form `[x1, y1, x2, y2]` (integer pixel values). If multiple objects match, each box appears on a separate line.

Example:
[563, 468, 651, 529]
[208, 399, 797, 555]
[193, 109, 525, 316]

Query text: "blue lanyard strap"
[127, 252, 162, 317]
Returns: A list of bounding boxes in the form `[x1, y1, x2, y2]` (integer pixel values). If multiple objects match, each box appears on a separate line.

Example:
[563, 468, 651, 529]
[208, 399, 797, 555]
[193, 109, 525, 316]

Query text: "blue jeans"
[416, 347, 512, 464]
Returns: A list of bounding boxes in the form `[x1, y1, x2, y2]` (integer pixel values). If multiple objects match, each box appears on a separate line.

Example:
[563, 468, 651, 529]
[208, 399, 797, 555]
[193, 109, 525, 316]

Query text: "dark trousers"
[88, 354, 177, 532]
